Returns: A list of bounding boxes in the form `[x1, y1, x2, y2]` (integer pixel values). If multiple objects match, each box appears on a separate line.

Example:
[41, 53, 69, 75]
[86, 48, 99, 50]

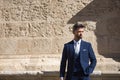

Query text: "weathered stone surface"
[31, 39, 52, 54]
[0, 55, 60, 71]
[10, 7, 21, 21]
[0, 38, 52, 55]
[0, 71, 119, 80]
[109, 37, 120, 54]
[21, 4, 47, 21]
[0, 0, 119, 76]
[0, 39, 17, 54]
[16, 39, 31, 54]
[96, 36, 109, 54]
[28, 22, 53, 37]
[51, 38, 72, 54]
[3, 23, 28, 37]
[0, 23, 5, 37]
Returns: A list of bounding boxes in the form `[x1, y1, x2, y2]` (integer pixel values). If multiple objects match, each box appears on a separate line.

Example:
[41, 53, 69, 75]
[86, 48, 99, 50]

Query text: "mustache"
[78, 34, 82, 37]
[77, 34, 82, 39]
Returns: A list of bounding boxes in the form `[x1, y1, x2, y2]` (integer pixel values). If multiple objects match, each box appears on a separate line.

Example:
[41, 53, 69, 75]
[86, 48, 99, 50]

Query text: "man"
[60, 22, 97, 80]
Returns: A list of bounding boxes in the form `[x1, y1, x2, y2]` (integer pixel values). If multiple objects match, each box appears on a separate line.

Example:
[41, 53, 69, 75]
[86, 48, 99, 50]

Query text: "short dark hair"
[72, 22, 85, 33]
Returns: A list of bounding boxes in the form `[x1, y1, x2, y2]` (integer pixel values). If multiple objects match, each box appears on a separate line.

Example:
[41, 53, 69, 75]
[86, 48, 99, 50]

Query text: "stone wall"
[0, 71, 120, 80]
[0, 0, 120, 75]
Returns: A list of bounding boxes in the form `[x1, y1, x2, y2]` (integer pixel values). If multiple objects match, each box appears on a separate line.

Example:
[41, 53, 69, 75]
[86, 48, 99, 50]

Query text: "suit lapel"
[70, 40, 75, 57]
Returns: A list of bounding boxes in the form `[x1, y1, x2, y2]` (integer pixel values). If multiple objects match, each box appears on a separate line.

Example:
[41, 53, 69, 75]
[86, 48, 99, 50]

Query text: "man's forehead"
[77, 28, 84, 31]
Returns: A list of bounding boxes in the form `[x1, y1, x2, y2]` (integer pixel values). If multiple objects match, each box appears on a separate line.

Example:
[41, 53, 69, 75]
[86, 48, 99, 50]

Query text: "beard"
[76, 34, 82, 39]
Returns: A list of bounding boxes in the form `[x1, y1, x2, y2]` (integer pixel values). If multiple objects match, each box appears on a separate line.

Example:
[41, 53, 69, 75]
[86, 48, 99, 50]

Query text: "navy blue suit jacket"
[60, 40, 97, 80]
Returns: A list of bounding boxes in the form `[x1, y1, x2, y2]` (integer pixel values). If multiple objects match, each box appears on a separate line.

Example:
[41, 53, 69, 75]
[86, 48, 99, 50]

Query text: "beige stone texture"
[0, 1, 119, 79]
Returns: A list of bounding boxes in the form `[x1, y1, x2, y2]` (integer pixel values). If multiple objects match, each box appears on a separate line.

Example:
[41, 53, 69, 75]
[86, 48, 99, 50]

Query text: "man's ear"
[72, 31, 75, 34]
[72, 30, 75, 34]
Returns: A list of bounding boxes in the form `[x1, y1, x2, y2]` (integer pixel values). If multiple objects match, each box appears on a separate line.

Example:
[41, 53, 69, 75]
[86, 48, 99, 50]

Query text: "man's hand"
[60, 77, 64, 80]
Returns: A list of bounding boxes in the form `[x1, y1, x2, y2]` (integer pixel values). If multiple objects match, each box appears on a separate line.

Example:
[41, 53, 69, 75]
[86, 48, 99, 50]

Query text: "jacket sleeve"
[59, 44, 68, 77]
[86, 43, 97, 75]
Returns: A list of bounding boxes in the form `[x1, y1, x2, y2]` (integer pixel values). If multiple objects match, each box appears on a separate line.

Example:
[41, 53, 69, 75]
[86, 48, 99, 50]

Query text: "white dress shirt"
[73, 39, 81, 54]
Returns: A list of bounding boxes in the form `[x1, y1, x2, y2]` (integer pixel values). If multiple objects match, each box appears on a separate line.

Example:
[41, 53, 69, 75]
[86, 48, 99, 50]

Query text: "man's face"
[73, 28, 84, 39]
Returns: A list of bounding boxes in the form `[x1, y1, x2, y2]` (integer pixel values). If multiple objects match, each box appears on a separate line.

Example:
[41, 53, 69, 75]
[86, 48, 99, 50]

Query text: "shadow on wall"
[68, 0, 120, 62]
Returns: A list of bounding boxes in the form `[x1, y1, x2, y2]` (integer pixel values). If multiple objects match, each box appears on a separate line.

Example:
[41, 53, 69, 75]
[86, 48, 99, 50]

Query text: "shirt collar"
[73, 39, 81, 44]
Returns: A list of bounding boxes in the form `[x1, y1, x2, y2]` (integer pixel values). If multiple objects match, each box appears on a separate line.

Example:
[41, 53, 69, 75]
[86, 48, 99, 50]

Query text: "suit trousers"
[71, 71, 90, 80]
[71, 76, 90, 80]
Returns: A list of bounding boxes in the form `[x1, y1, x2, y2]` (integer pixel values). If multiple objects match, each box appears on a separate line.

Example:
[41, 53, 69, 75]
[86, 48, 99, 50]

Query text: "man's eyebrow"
[79, 31, 84, 32]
